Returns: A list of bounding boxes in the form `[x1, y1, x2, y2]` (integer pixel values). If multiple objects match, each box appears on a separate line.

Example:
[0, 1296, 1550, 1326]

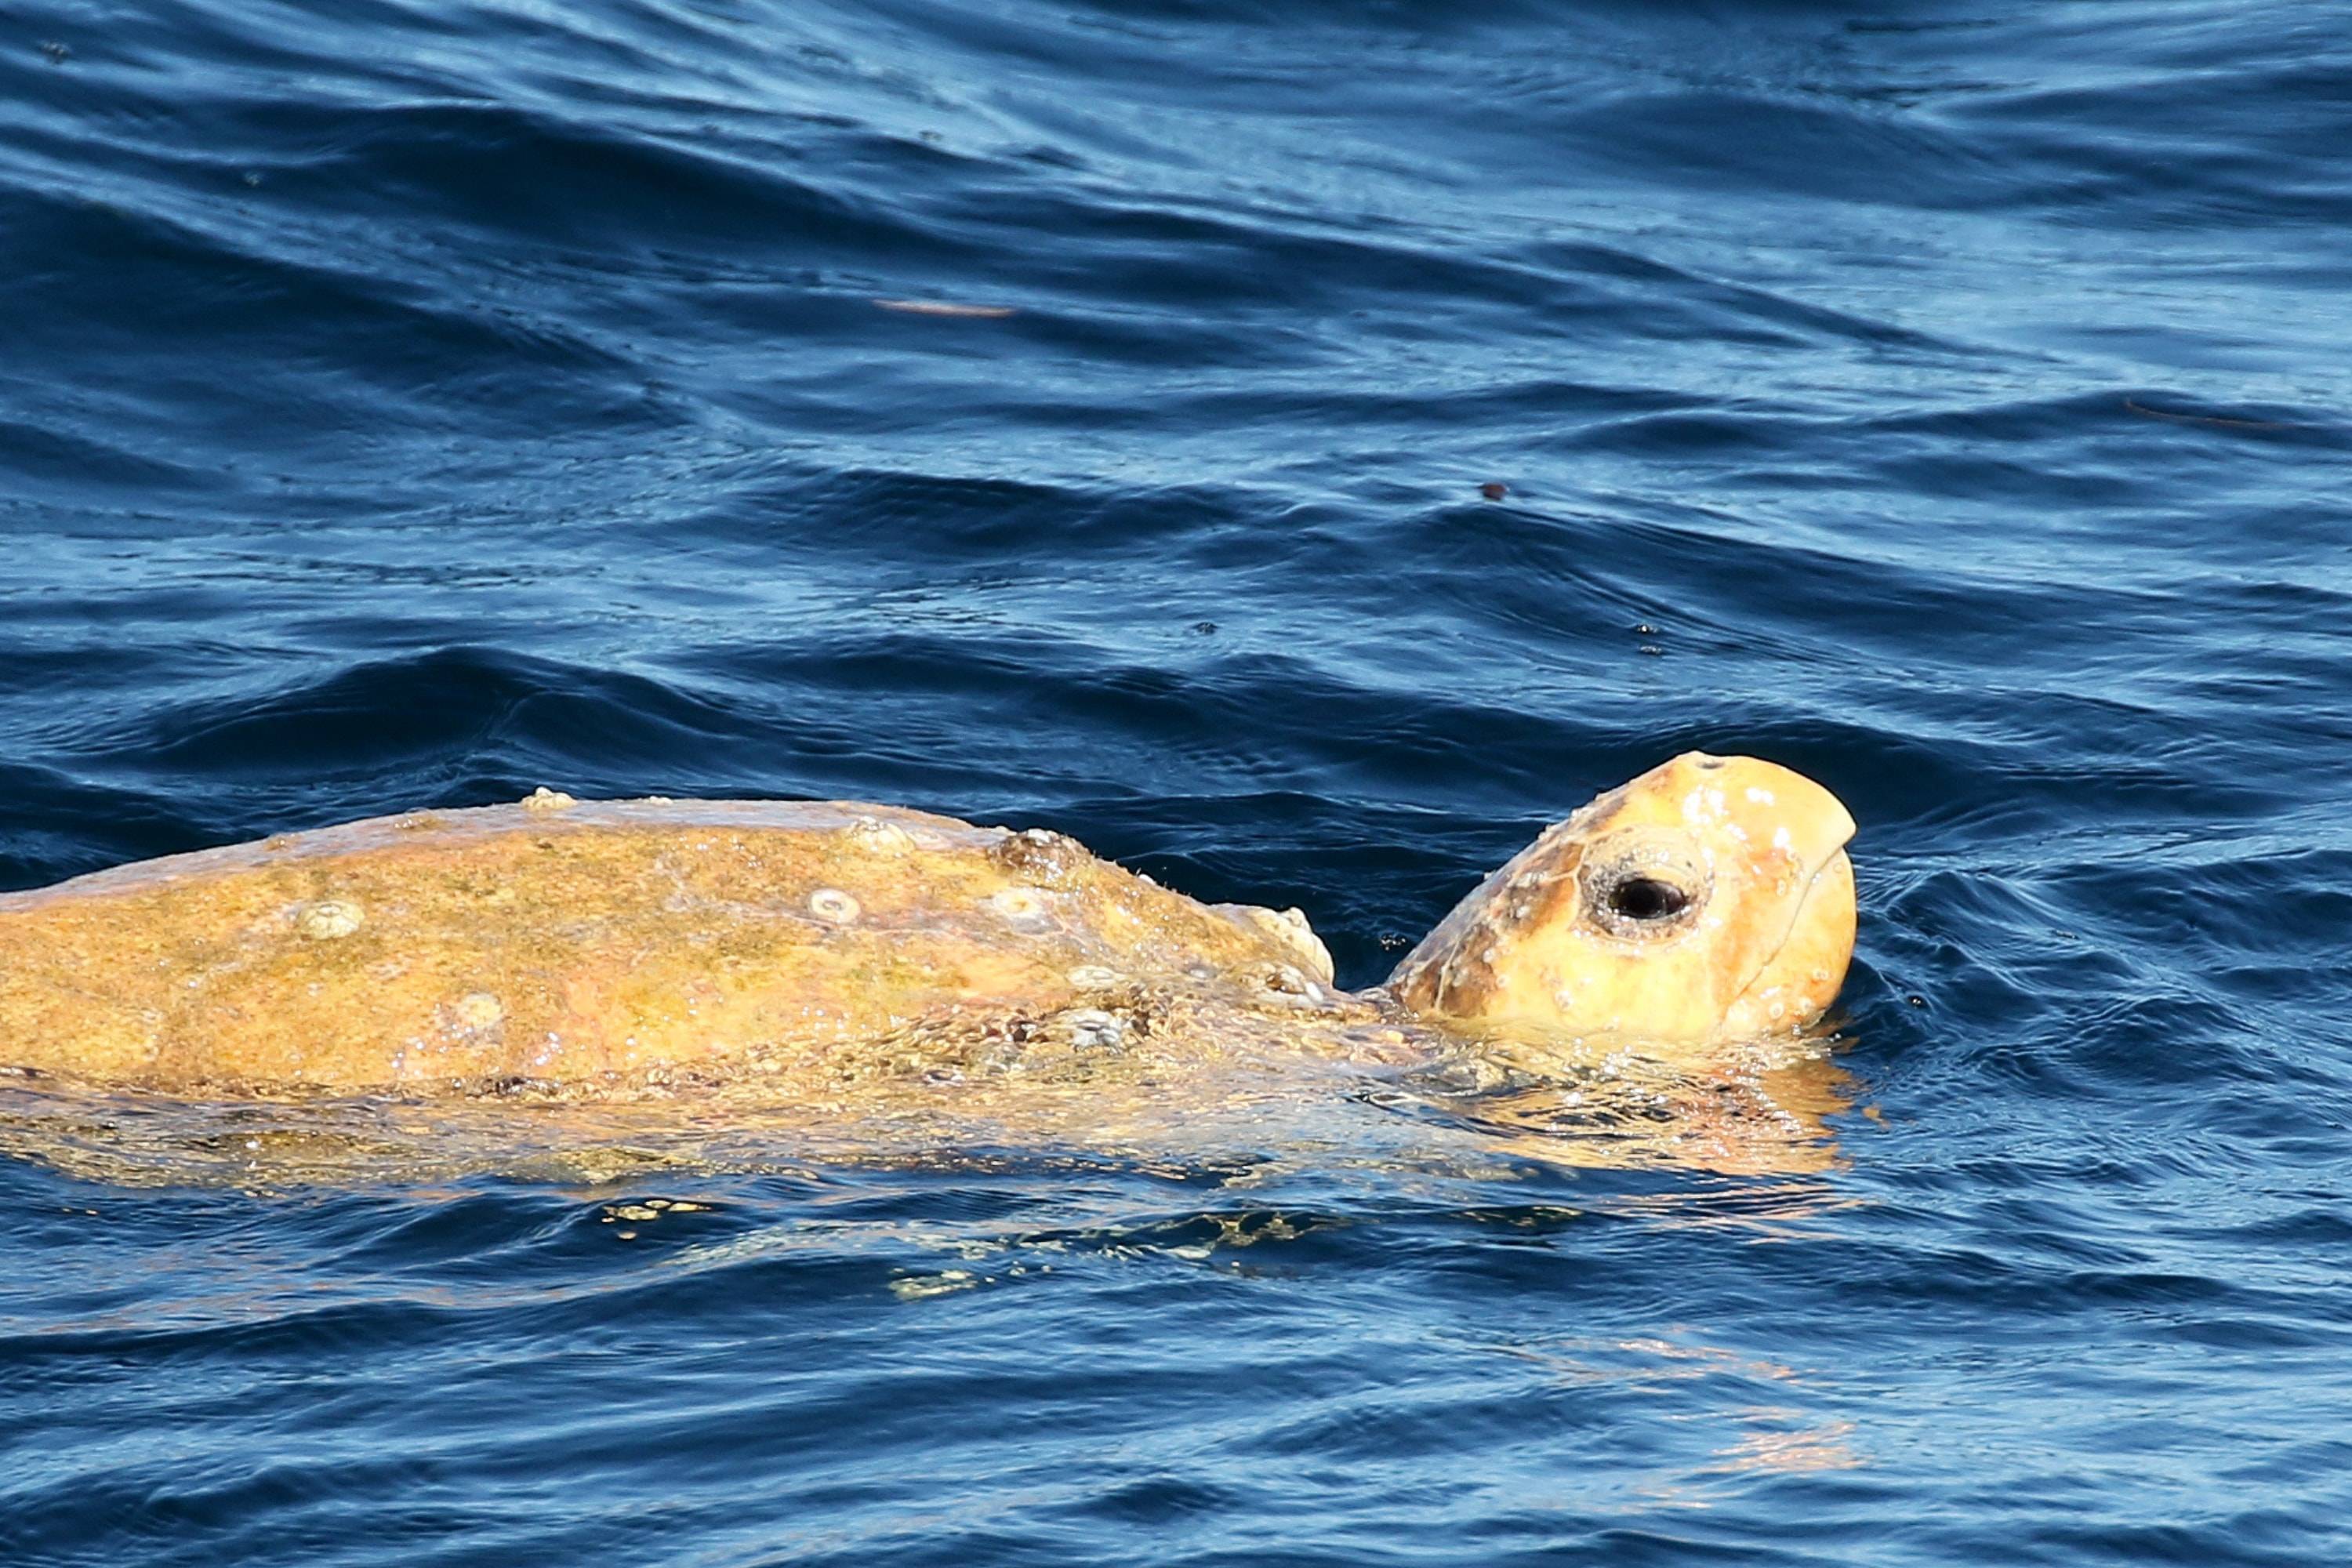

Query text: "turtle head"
[1388, 753, 1856, 1051]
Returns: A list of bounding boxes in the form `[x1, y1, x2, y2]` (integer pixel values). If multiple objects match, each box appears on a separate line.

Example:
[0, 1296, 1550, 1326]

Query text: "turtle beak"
[1716, 847, 1856, 1040]
[1692, 754, 1857, 1040]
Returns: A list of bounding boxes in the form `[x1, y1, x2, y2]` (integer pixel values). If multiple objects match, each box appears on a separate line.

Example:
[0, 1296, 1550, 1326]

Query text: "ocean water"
[4, 0, 2350, 1562]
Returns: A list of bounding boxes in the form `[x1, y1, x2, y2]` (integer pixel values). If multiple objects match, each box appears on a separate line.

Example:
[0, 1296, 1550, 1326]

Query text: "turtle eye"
[1578, 837, 1711, 940]
[1607, 876, 1690, 923]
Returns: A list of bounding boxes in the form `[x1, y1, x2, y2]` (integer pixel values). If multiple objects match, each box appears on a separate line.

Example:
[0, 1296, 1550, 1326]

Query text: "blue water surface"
[4, 0, 2350, 1563]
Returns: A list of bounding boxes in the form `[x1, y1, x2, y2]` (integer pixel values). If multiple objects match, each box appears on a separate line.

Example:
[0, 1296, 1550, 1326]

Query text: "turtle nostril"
[1609, 877, 1690, 922]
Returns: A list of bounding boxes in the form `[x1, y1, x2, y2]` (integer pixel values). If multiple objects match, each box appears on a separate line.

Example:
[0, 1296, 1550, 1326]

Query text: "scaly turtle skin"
[0, 753, 1856, 1100]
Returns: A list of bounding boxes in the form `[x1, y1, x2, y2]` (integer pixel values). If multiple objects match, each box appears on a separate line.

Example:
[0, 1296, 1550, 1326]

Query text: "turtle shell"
[0, 796, 1370, 1098]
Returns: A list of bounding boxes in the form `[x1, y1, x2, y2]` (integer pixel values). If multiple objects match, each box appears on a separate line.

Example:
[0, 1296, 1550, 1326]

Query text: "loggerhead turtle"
[0, 753, 1854, 1102]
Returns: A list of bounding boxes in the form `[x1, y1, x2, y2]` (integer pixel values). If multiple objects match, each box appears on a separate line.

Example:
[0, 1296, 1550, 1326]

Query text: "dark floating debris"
[1479, 481, 1508, 500]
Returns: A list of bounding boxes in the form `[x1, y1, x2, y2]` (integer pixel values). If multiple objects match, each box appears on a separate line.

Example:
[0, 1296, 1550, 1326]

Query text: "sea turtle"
[0, 753, 1854, 1103]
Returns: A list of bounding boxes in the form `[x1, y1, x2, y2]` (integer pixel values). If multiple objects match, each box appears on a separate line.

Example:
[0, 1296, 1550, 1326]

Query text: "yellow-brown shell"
[0, 796, 1359, 1096]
